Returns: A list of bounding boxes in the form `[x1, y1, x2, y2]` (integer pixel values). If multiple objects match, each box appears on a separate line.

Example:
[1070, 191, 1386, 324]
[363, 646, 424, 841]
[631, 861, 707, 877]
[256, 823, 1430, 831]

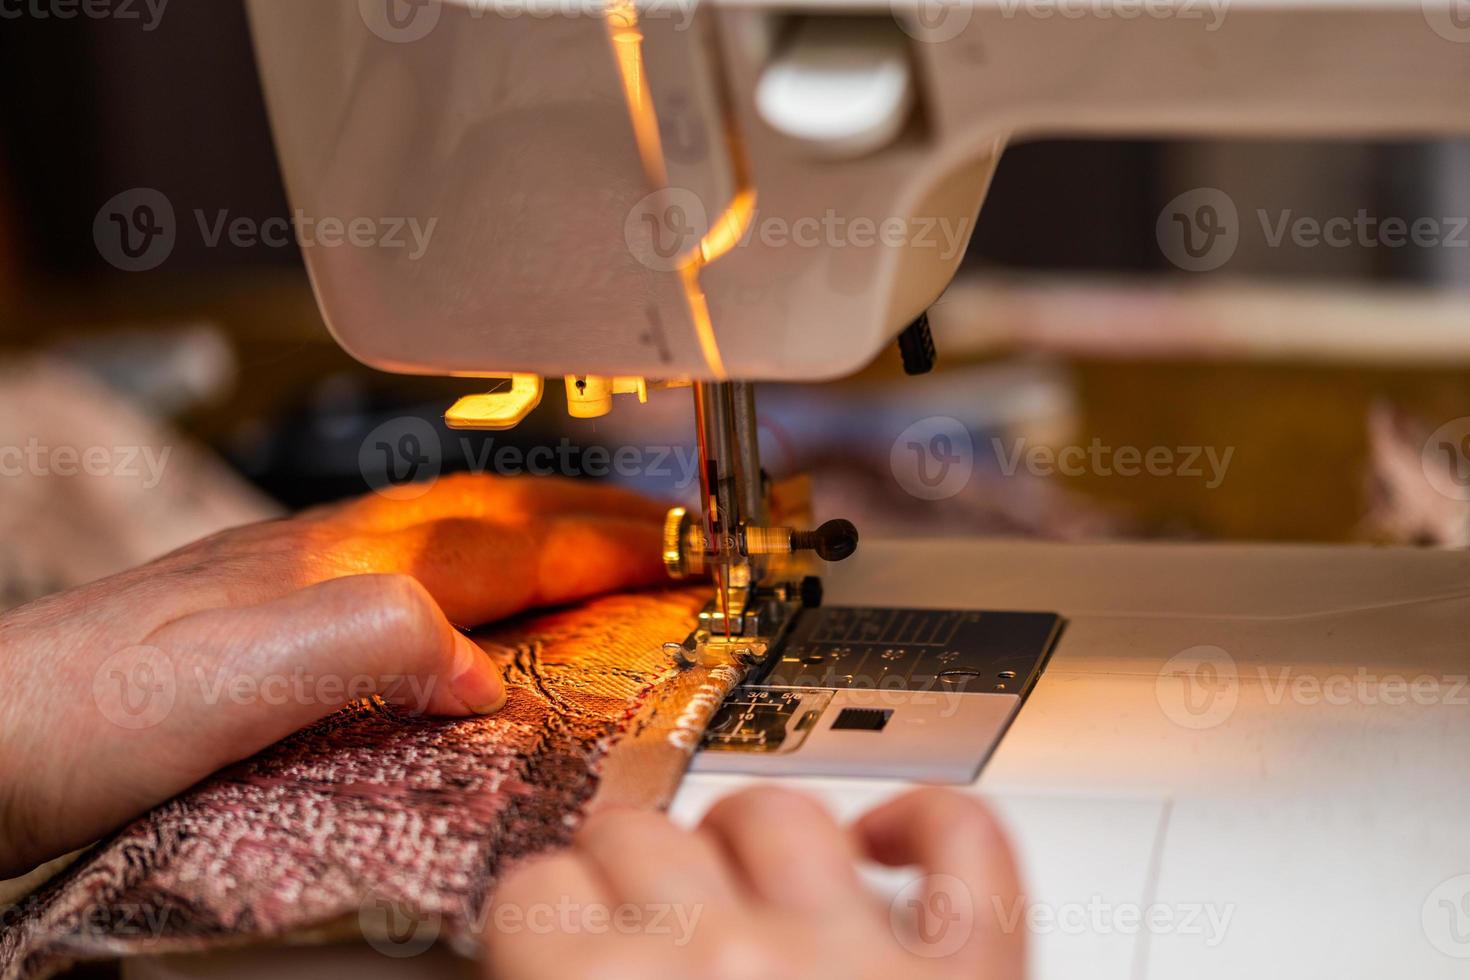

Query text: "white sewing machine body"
[242, 0, 1470, 975]
[248, 0, 1470, 383]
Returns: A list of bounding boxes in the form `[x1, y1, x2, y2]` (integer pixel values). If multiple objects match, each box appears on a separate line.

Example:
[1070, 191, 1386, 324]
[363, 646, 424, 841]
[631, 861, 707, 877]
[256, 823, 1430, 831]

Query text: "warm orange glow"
[678, 264, 727, 379]
[602, 0, 757, 381]
[677, 188, 755, 378]
[604, 0, 667, 187]
[697, 188, 756, 266]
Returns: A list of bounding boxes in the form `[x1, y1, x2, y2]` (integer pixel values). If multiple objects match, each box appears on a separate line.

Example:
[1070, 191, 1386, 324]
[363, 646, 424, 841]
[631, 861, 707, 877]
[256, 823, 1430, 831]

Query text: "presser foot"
[662, 577, 819, 674]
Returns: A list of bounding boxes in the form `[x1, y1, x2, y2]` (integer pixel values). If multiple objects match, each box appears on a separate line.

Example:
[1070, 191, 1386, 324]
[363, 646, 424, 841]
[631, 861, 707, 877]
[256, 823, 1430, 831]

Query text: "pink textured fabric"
[0, 589, 736, 979]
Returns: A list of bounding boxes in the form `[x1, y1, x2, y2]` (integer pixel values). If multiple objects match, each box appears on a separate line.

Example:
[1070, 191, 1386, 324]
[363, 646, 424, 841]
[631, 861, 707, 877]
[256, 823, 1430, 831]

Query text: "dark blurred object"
[0, 149, 16, 301]
[0, 0, 287, 278]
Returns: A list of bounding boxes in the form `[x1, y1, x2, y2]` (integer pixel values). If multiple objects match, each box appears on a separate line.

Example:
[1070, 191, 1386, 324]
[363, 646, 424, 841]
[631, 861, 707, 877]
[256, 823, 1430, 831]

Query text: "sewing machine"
[245, 1, 1470, 975]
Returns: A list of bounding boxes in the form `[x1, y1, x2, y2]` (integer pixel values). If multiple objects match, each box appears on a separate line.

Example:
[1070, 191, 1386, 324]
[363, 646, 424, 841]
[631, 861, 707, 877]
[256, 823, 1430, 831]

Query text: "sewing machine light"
[444, 374, 544, 430]
[564, 375, 649, 419]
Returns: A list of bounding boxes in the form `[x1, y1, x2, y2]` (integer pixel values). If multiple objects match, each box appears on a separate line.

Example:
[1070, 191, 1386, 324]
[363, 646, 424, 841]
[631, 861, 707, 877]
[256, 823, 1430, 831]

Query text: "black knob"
[897, 312, 936, 376]
[792, 519, 859, 562]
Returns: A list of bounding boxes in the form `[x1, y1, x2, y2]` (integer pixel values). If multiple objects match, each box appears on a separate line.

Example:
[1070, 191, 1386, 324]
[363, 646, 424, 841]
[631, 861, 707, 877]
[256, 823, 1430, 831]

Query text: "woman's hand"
[486, 787, 1026, 980]
[0, 474, 668, 877]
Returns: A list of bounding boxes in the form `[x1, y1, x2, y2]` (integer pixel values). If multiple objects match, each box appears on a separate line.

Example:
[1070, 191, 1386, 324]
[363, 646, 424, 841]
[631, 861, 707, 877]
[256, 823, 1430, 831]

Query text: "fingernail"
[450, 634, 507, 714]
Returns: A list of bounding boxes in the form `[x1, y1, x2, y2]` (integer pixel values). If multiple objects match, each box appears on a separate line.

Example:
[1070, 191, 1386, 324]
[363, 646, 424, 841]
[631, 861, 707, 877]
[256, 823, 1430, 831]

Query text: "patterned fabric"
[0, 588, 739, 979]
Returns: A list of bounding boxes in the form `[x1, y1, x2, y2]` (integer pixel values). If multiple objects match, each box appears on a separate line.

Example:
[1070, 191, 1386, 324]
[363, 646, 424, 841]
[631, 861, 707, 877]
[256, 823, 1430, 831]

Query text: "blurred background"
[3, 0, 1470, 613]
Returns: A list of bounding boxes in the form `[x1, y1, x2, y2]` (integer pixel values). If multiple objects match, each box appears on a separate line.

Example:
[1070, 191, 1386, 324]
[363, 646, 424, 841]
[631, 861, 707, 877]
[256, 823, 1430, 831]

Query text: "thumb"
[22, 575, 504, 874]
[105, 574, 504, 790]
